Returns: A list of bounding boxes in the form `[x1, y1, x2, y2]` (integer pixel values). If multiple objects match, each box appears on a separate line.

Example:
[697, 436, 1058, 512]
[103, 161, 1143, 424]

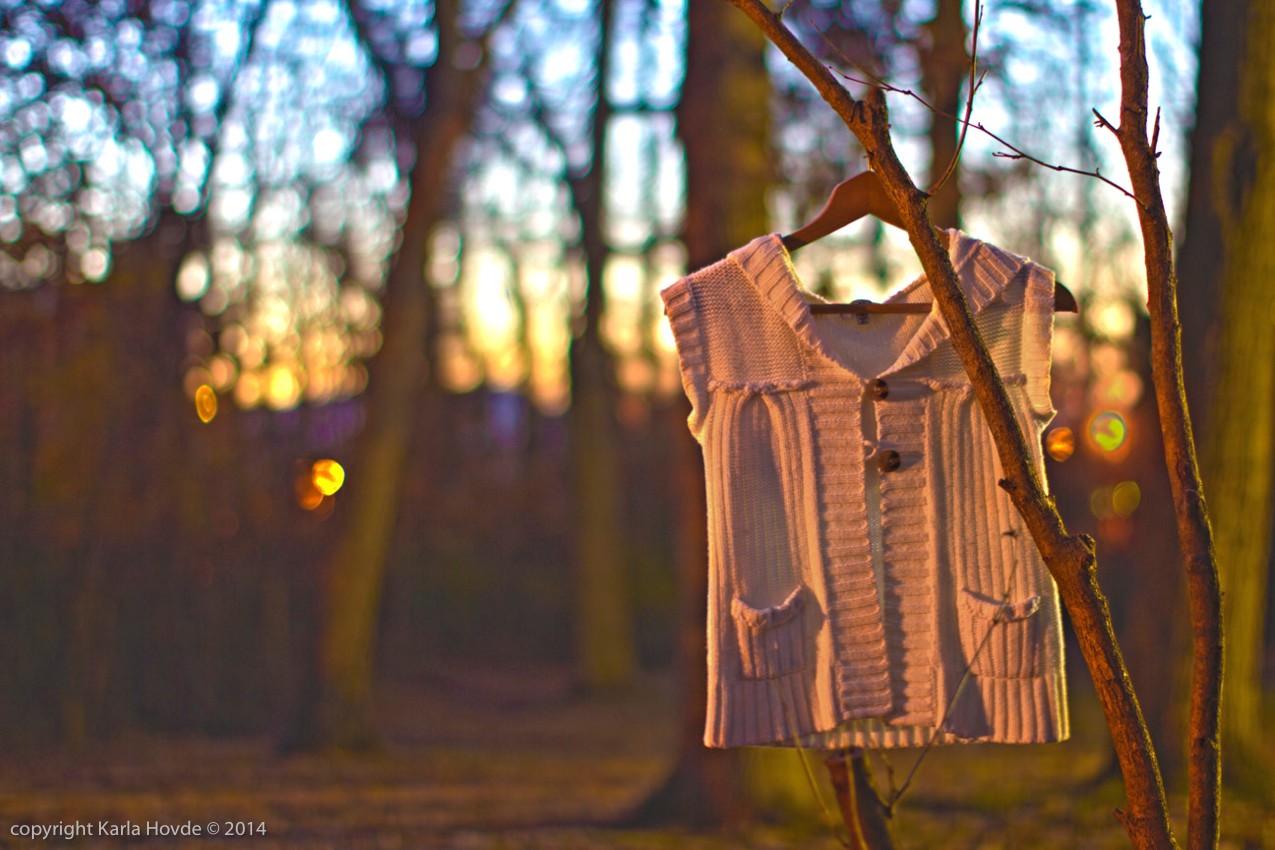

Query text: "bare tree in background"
[295, 0, 509, 749]
[564, 0, 639, 693]
[1178, 0, 1274, 790]
[918, 0, 967, 229]
[0, 0, 263, 741]
[629, 0, 771, 826]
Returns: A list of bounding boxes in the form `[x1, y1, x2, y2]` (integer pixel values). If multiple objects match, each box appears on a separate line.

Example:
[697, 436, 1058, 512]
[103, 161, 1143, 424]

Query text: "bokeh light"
[208, 353, 238, 392]
[1088, 410, 1128, 453]
[234, 371, 262, 407]
[1093, 369, 1144, 409]
[1090, 299, 1136, 339]
[176, 252, 211, 301]
[81, 248, 110, 282]
[184, 366, 213, 399]
[311, 459, 345, 496]
[1112, 480, 1142, 517]
[265, 363, 303, 410]
[295, 475, 324, 511]
[1045, 426, 1076, 462]
[1090, 485, 1114, 520]
[194, 384, 218, 423]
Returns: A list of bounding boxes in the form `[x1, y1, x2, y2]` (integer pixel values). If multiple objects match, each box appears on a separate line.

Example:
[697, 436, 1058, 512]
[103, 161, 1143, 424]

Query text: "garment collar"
[728, 230, 1026, 378]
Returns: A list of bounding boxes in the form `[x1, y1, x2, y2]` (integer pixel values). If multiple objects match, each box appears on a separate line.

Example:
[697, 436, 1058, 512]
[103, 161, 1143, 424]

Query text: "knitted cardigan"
[661, 232, 1069, 749]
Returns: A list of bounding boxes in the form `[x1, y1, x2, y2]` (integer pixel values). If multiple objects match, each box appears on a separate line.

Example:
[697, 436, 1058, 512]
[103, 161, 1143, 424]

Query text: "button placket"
[868, 377, 899, 473]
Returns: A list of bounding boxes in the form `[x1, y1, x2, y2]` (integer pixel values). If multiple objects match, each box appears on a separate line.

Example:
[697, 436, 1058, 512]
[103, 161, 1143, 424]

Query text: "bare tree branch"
[988, 131, 1138, 202]
[1109, 2, 1223, 848]
[809, 8, 1138, 204]
[827, 65, 1139, 202]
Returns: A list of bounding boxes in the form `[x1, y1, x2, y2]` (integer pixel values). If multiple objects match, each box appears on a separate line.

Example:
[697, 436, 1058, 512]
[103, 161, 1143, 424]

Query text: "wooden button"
[877, 449, 901, 473]
[869, 378, 889, 400]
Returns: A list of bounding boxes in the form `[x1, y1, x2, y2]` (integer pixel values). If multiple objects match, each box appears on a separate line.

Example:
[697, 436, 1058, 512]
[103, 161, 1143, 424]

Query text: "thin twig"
[976, 118, 1137, 202]
[927, 0, 984, 196]
[779, 673, 854, 848]
[960, 114, 1138, 202]
[807, 15, 892, 91]
[827, 66, 1139, 202]
[990, 148, 1138, 203]
[877, 750, 898, 806]
[888, 557, 1024, 809]
[1092, 106, 1119, 135]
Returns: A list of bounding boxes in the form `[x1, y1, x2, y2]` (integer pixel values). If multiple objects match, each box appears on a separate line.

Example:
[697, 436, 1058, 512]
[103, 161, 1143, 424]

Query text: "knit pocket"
[959, 589, 1042, 679]
[731, 585, 808, 680]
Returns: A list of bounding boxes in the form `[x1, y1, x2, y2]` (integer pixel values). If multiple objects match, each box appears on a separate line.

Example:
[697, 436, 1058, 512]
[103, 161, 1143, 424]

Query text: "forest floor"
[0, 665, 1271, 850]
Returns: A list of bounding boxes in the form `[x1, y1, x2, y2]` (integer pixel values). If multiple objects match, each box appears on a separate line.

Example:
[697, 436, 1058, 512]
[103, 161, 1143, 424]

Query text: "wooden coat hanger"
[781, 172, 1078, 315]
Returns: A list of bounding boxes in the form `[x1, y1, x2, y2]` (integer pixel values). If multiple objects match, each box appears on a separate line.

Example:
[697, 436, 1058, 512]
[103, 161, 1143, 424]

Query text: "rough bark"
[1109, 4, 1223, 847]
[1178, 0, 1272, 796]
[727, 2, 1202, 847]
[298, 0, 491, 749]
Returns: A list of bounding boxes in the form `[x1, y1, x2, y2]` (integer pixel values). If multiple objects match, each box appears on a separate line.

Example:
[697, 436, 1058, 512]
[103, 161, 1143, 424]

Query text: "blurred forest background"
[0, 0, 1272, 845]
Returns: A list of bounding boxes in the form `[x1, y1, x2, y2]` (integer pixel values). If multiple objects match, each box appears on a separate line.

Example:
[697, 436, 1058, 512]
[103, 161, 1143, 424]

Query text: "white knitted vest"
[662, 232, 1069, 749]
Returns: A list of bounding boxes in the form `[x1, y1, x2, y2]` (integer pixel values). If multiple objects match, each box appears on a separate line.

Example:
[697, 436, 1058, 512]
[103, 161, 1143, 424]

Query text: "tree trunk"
[294, 0, 489, 749]
[919, 0, 968, 230]
[1178, 0, 1274, 790]
[567, 0, 638, 692]
[629, 0, 771, 825]
[49, 209, 194, 742]
[569, 337, 637, 689]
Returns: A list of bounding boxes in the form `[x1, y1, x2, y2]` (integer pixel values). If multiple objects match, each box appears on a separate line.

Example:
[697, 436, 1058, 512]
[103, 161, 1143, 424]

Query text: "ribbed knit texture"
[662, 232, 1068, 749]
